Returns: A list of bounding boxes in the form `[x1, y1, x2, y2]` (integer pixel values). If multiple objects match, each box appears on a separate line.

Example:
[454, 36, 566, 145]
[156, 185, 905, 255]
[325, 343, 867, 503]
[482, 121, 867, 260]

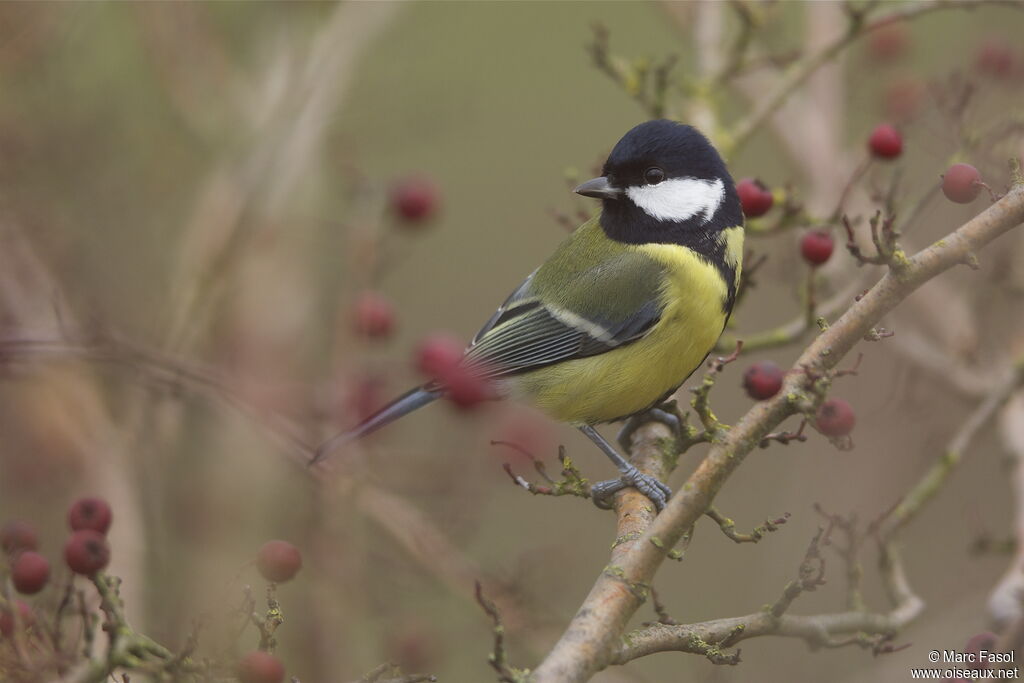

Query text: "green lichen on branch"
[706, 507, 791, 544]
[500, 445, 591, 501]
[475, 581, 530, 683]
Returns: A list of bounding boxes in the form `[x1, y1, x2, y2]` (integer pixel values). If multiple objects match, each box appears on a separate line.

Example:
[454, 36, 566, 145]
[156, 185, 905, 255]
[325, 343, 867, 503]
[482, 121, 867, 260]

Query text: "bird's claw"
[591, 465, 672, 511]
[617, 406, 683, 451]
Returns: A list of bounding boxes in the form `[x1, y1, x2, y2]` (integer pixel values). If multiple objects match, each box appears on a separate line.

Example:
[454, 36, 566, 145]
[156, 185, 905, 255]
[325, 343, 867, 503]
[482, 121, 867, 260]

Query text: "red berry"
[975, 40, 1014, 78]
[965, 632, 998, 671]
[385, 618, 440, 673]
[1, 520, 39, 556]
[942, 163, 982, 204]
[439, 366, 493, 411]
[238, 651, 286, 683]
[736, 178, 774, 218]
[64, 530, 110, 575]
[815, 398, 856, 437]
[11, 551, 50, 594]
[414, 334, 464, 378]
[0, 600, 34, 638]
[352, 291, 396, 339]
[256, 540, 302, 583]
[868, 20, 909, 62]
[868, 124, 902, 159]
[68, 497, 112, 535]
[884, 79, 925, 122]
[391, 176, 439, 224]
[743, 361, 784, 401]
[800, 230, 835, 266]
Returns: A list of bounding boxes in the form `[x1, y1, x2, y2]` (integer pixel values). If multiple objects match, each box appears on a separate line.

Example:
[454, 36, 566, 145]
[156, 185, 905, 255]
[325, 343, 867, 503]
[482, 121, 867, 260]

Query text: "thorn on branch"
[834, 352, 863, 378]
[871, 634, 913, 657]
[642, 587, 680, 626]
[706, 507, 791, 543]
[759, 419, 808, 448]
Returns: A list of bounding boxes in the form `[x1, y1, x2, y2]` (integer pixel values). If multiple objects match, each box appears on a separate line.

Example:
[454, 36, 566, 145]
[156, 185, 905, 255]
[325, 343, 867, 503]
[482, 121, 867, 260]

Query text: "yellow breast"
[508, 233, 740, 424]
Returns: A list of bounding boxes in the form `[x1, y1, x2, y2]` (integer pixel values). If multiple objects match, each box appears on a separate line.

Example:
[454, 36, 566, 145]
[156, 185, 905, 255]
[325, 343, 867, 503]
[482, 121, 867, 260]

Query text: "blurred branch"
[165, 0, 402, 346]
[531, 180, 1024, 681]
[726, 0, 1023, 156]
[357, 486, 532, 632]
[717, 274, 867, 353]
[355, 663, 437, 683]
[0, 334, 317, 467]
[991, 392, 1024, 632]
[586, 23, 676, 120]
[0, 334, 536, 640]
[880, 355, 1024, 539]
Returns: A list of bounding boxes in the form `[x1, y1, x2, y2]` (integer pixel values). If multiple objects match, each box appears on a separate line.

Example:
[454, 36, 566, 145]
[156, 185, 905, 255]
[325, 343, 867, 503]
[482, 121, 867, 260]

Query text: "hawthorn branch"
[530, 180, 1024, 682]
[611, 526, 921, 664]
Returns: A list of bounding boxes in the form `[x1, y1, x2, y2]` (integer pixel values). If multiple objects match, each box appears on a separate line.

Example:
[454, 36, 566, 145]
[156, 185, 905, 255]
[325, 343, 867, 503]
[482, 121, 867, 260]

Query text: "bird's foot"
[617, 404, 683, 451]
[591, 464, 672, 511]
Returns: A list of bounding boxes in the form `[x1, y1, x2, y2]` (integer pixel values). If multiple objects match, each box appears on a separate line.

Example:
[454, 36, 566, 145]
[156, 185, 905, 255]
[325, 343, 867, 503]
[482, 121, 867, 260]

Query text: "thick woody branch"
[530, 182, 1024, 682]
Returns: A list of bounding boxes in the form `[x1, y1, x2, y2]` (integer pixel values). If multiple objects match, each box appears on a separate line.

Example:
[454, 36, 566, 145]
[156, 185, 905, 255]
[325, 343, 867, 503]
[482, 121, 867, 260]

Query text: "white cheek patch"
[626, 177, 725, 224]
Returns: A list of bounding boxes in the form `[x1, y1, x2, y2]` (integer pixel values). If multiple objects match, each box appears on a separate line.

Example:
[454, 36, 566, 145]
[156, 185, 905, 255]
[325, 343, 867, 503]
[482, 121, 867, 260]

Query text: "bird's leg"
[579, 425, 671, 511]
[616, 404, 683, 452]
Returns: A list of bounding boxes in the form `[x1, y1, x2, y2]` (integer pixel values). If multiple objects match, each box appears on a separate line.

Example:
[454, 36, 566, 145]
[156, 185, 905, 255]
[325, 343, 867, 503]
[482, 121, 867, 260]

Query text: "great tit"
[313, 119, 744, 511]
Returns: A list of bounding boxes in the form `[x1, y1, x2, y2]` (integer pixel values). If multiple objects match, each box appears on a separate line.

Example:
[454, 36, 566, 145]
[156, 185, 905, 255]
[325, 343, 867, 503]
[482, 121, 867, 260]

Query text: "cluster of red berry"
[1, 500, 304, 683]
[738, 123, 987, 275]
[3, 498, 113, 594]
[1, 498, 113, 641]
[347, 175, 489, 413]
[742, 363, 855, 438]
[349, 176, 441, 342]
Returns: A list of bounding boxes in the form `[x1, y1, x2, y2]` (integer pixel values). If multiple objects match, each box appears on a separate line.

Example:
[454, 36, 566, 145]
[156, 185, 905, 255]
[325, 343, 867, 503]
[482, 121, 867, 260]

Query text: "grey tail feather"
[310, 387, 441, 465]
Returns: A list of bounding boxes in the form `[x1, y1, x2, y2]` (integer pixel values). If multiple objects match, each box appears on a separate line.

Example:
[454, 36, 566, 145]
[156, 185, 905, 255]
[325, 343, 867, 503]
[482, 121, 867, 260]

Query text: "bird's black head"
[575, 120, 743, 248]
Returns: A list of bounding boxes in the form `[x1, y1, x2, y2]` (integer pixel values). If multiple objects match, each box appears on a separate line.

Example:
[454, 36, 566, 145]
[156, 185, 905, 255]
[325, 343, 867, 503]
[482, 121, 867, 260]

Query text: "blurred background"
[2, 1, 1024, 681]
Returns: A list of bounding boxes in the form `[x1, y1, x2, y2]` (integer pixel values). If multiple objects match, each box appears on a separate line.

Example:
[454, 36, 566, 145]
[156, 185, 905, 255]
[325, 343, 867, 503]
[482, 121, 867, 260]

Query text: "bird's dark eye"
[644, 167, 665, 185]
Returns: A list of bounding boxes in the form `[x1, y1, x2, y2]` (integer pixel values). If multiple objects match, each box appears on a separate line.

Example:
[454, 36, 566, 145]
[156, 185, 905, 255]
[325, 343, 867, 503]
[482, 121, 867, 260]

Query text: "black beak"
[573, 176, 623, 200]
